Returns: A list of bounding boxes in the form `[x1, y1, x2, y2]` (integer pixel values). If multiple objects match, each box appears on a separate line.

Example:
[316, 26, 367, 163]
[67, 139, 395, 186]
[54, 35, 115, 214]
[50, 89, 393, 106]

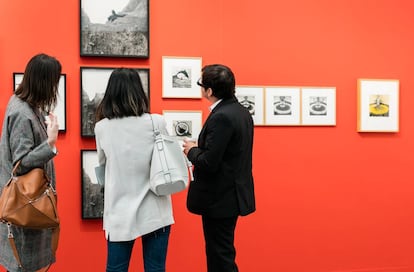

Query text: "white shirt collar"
[209, 99, 223, 112]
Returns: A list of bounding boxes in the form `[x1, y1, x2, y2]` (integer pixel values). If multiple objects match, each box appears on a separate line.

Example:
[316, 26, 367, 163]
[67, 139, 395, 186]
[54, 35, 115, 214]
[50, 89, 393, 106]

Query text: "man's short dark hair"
[201, 64, 235, 99]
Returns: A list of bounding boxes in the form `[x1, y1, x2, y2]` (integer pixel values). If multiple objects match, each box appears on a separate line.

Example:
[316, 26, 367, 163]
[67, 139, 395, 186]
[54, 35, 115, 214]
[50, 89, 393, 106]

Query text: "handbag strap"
[10, 160, 21, 179]
[149, 113, 161, 137]
[149, 114, 194, 181]
[7, 223, 59, 272]
[11, 160, 51, 185]
[149, 114, 172, 182]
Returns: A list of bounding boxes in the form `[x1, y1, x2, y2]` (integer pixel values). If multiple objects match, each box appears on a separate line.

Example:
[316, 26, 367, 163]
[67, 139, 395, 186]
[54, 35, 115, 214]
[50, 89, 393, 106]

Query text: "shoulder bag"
[0, 161, 60, 271]
[149, 114, 193, 196]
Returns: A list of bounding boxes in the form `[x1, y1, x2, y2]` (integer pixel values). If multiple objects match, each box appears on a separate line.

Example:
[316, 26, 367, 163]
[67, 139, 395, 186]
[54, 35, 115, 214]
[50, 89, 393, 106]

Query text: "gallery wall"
[1, 0, 414, 271]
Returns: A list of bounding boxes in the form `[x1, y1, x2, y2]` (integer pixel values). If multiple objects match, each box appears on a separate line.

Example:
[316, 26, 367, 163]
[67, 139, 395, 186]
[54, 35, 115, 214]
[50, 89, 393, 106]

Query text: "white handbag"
[149, 114, 193, 196]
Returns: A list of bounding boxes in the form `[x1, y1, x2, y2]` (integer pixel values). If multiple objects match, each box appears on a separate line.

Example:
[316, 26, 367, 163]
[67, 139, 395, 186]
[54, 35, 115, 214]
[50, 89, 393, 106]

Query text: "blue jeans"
[106, 225, 171, 272]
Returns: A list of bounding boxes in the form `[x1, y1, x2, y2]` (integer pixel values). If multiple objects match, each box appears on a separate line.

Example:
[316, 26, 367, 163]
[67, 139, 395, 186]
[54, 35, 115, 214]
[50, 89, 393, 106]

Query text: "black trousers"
[202, 215, 239, 272]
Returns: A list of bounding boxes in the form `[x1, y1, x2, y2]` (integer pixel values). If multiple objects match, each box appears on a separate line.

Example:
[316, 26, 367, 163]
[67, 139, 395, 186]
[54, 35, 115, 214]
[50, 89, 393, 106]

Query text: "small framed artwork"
[80, 0, 149, 58]
[14, 72, 67, 132]
[81, 67, 150, 137]
[81, 149, 104, 219]
[357, 79, 399, 132]
[162, 111, 203, 144]
[264, 87, 301, 125]
[162, 56, 202, 98]
[301, 87, 336, 126]
[235, 86, 265, 125]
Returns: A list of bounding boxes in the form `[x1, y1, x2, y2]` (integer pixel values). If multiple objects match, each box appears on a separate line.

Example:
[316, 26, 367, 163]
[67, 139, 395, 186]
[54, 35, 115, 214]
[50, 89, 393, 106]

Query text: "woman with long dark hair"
[0, 53, 61, 272]
[95, 68, 174, 272]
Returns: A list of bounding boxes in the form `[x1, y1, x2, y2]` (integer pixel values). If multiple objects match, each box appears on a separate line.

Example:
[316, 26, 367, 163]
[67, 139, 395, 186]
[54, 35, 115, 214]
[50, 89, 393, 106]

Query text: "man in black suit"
[183, 64, 256, 272]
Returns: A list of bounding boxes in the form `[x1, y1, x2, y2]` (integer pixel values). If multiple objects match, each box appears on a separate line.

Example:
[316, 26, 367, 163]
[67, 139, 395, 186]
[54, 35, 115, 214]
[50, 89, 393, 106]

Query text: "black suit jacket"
[186, 97, 256, 218]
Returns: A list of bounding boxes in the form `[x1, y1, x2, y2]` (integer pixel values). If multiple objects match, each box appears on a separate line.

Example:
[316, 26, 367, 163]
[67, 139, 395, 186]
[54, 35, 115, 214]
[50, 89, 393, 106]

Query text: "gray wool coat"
[0, 95, 57, 272]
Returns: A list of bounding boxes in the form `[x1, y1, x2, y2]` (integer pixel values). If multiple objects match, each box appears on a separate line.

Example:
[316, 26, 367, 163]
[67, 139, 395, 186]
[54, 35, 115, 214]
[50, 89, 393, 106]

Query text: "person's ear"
[207, 88, 213, 97]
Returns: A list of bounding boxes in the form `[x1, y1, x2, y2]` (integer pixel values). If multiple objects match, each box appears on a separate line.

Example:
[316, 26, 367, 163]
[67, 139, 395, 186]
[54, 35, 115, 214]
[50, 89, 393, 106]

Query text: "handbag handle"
[10, 160, 21, 179]
[149, 114, 161, 137]
[11, 160, 51, 184]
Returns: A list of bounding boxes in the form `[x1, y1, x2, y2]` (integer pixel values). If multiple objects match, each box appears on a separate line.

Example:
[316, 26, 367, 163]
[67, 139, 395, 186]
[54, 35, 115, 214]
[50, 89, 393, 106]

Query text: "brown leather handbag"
[0, 161, 60, 271]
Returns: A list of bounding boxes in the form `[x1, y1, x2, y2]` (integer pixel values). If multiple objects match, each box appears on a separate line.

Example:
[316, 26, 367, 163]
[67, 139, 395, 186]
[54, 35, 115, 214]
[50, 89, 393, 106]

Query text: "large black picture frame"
[80, 0, 149, 58]
[80, 67, 150, 137]
[81, 149, 104, 219]
[13, 72, 67, 132]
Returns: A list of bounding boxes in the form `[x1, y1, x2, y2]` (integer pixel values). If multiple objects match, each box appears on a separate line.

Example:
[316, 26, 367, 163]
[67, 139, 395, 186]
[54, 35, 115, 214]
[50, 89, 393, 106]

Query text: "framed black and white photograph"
[162, 111, 203, 145]
[264, 87, 301, 126]
[301, 87, 336, 126]
[81, 149, 104, 219]
[80, 0, 149, 58]
[14, 72, 67, 132]
[81, 67, 149, 137]
[236, 86, 265, 125]
[162, 57, 202, 98]
[357, 79, 399, 132]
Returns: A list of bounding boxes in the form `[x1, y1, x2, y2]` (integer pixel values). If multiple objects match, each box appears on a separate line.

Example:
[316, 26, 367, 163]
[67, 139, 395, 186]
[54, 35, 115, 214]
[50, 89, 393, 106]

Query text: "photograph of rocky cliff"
[81, 67, 149, 137]
[80, 0, 149, 57]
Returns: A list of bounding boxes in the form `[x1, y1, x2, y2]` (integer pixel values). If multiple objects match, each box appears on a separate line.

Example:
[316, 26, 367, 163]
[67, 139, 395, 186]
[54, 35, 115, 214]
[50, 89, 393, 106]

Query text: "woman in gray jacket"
[95, 68, 174, 272]
[0, 53, 61, 272]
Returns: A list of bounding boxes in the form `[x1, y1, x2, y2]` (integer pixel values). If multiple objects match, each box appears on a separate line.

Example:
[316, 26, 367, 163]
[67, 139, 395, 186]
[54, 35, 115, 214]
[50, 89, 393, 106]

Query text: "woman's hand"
[46, 112, 59, 148]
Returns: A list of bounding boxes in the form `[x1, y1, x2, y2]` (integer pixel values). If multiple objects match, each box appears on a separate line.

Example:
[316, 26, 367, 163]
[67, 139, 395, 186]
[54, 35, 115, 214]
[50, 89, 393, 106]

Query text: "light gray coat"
[0, 95, 57, 272]
[95, 113, 174, 242]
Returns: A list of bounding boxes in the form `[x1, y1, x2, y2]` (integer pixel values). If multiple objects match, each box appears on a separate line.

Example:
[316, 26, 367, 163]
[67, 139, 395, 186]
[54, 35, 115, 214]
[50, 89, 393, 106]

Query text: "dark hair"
[201, 64, 235, 99]
[15, 53, 62, 112]
[95, 68, 149, 121]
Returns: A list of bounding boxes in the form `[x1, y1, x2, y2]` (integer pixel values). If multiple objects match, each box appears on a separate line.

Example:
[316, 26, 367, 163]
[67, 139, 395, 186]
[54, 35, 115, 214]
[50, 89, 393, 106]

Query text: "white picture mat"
[82, 150, 99, 185]
[162, 111, 203, 146]
[162, 57, 202, 98]
[235, 86, 264, 125]
[14, 73, 66, 131]
[264, 87, 300, 125]
[358, 79, 399, 132]
[301, 87, 336, 126]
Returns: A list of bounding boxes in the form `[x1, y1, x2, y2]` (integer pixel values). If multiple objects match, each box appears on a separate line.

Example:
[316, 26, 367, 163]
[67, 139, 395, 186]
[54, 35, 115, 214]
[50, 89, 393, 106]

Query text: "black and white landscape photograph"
[81, 150, 104, 219]
[81, 67, 149, 137]
[80, 0, 149, 57]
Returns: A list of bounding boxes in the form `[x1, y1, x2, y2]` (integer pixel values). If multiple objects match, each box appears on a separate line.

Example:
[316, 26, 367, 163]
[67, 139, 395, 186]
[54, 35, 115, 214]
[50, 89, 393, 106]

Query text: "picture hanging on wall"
[81, 149, 104, 219]
[357, 79, 399, 132]
[301, 87, 336, 126]
[162, 110, 203, 145]
[264, 87, 301, 126]
[14, 72, 67, 132]
[162, 56, 202, 98]
[81, 67, 150, 137]
[235, 86, 265, 125]
[80, 0, 149, 58]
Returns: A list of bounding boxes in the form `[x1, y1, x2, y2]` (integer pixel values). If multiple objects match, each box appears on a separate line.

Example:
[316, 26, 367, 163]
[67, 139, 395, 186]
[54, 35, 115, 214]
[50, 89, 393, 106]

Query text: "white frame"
[264, 87, 301, 125]
[357, 79, 399, 132]
[301, 87, 336, 126]
[235, 86, 264, 125]
[162, 56, 202, 98]
[14, 73, 67, 132]
[162, 110, 203, 145]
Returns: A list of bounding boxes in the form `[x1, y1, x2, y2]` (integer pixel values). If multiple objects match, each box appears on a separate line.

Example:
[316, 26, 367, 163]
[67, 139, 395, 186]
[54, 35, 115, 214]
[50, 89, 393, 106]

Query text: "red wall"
[1, 1, 414, 271]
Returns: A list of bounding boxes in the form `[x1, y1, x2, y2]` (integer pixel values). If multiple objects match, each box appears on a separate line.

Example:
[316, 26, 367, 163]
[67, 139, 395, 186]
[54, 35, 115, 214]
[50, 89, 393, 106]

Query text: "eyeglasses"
[197, 78, 208, 89]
